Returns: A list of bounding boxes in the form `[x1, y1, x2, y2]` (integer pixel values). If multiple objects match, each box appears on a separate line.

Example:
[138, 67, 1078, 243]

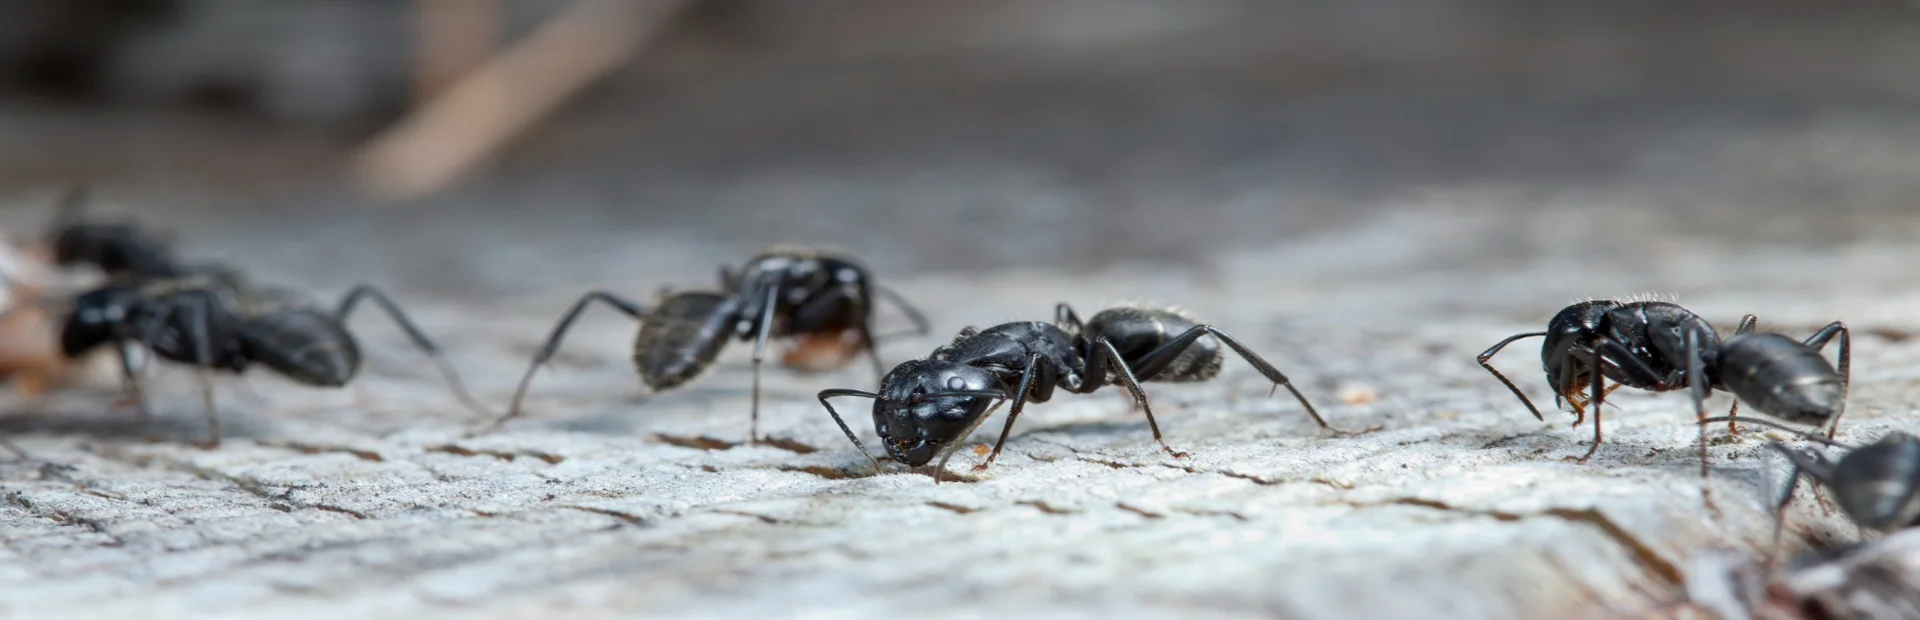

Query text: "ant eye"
[946, 376, 967, 390]
[876, 423, 889, 436]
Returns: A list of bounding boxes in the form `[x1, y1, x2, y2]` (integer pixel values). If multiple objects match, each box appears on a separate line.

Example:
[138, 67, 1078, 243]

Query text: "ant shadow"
[527, 382, 828, 436]
[986, 418, 1148, 445]
[0, 403, 272, 447]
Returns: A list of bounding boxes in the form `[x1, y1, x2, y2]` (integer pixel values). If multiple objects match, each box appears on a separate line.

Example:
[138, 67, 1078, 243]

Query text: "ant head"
[60, 284, 141, 357]
[1545, 300, 1618, 344]
[871, 359, 1001, 466]
[1540, 300, 1618, 409]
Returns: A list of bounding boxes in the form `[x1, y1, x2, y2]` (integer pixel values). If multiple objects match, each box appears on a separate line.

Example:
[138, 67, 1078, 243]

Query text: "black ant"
[1700, 416, 1916, 560]
[817, 302, 1356, 477]
[491, 249, 928, 442]
[1479, 300, 1723, 460]
[39, 186, 187, 281]
[1481, 303, 1849, 500]
[53, 272, 491, 447]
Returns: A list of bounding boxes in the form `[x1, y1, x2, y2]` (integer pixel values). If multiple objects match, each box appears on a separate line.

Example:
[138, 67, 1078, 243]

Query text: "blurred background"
[2, 0, 1919, 298]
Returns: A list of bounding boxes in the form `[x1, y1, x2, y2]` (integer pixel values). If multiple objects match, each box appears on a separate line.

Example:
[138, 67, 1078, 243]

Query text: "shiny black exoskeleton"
[818, 303, 1348, 476]
[1703, 417, 1917, 555]
[1481, 303, 1849, 496]
[1479, 300, 1725, 461]
[1055, 303, 1344, 433]
[493, 249, 928, 442]
[42, 186, 185, 281]
[57, 274, 489, 447]
[1713, 315, 1851, 435]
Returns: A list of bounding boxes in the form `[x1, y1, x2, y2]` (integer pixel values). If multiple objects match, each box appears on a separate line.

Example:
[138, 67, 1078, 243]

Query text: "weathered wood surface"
[1, 199, 1912, 619]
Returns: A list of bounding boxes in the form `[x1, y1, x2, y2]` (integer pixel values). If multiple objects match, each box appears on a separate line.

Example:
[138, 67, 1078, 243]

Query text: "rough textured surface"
[0, 200, 1911, 619]
[5, 2, 1920, 617]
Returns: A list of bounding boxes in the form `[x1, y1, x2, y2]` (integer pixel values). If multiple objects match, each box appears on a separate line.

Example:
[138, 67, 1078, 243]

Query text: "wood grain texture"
[0, 202, 1908, 619]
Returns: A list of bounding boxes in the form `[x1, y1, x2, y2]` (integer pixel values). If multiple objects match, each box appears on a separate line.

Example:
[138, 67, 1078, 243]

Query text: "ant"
[54, 272, 491, 447]
[38, 186, 187, 281]
[1700, 416, 1916, 560]
[1481, 303, 1849, 499]
[491, 249, 928, 442]
[1479, 300, 1722, 460]
[818, 302, 1356, 478]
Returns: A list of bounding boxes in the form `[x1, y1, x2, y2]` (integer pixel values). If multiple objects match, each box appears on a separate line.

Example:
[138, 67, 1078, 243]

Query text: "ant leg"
[1562, 336, 1685, 462]
[1723, 314, 1757, 434]
[1054, 303, 1086, 333]
[977, 354, 1048, 472]
[746, 284, 781, 444]
[117, 342, 153, 424]
[0, 436, 25, 460]
[1765, 443, 1836, 564]
[1800, 321, 1850, 438]
[1686, 329, 1715, 509]
[1477, 332, 1548, 421]
[1085, 340, 1189, 458]
[31, 184, 90, 256]
[489, 290, 646, 430]
[182, 295, 222, 449]
[1553, 351, 1580, 423]
[868, 285, 931, 341]
[1584, 338, 1688, 392]
[336, 285, 494, 419]
[1571, 348, 1606, 462]
[1130, 325, 1360, 434]
[1566, 335, 1690, 426]
[860, 324, 886, 383]
[1769, 454, 1804, 567]
[816, 389, 884, 472]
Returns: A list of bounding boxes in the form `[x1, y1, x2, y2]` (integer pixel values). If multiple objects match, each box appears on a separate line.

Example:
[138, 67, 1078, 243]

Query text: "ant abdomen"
[1719, 332, 1844, 424]
[633, 291, 740, 392]
[1082, 306, 1221, 383]
[241, 308, 361, 387]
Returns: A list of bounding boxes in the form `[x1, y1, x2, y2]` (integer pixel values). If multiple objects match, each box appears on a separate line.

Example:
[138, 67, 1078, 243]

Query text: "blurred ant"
[39, 186, 186, 281]
[818, 302, 1359, 478]
[1701, 416, 1915, 560]
[53, 272, 490, 447]
[1481, 302, 1848, 502]
[492, 249, 928, 442]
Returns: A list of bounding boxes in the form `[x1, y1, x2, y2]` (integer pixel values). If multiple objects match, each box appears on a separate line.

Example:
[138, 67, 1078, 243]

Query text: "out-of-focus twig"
[356, 0, 691, 201]
[414, 0, 500, 103]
